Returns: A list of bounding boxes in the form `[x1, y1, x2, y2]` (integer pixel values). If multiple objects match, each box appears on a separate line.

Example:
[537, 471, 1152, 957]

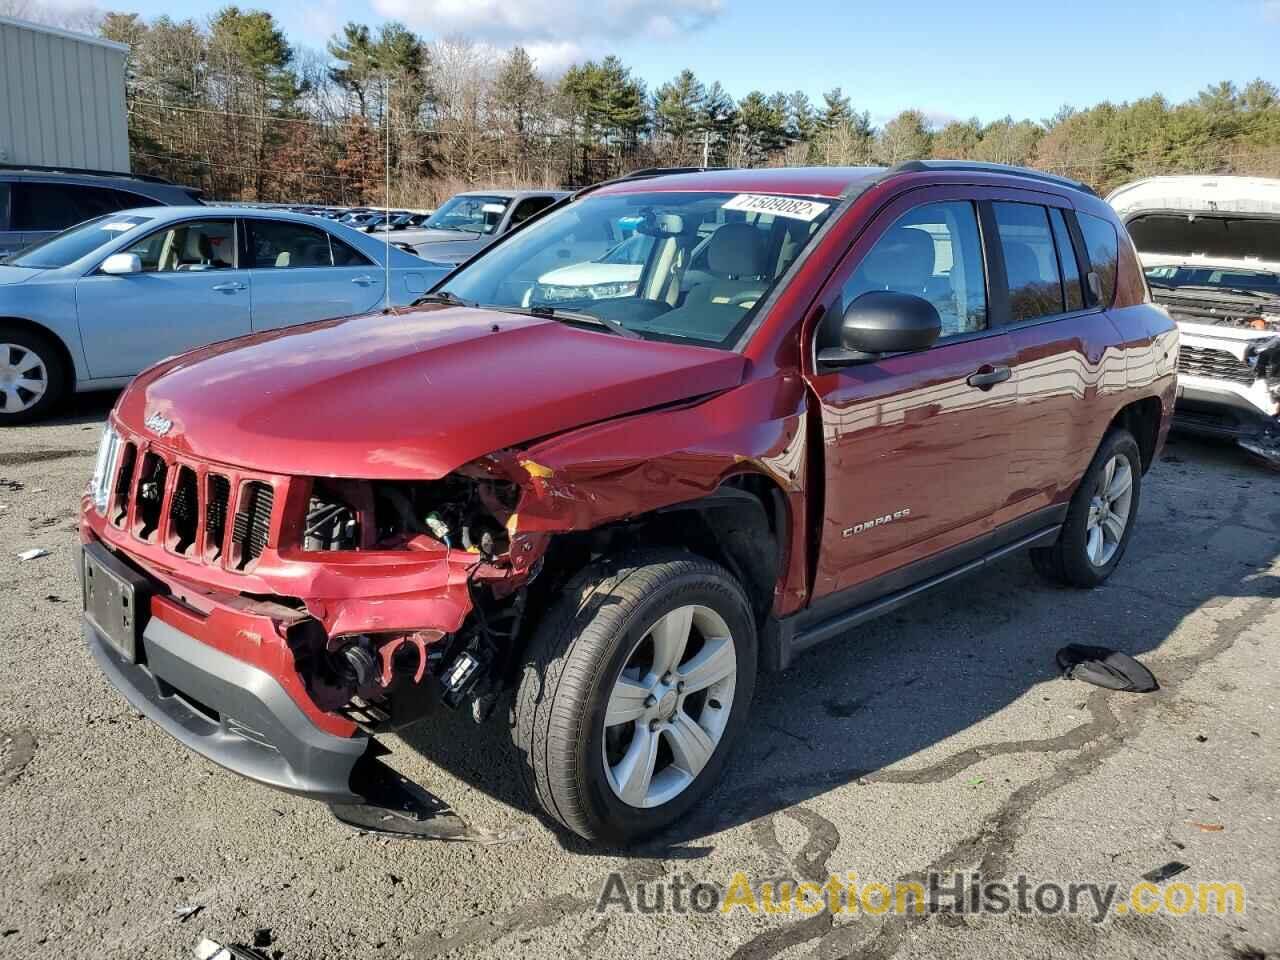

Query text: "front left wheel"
[0, 327, 68, 425]
[512, 550, 757, 844]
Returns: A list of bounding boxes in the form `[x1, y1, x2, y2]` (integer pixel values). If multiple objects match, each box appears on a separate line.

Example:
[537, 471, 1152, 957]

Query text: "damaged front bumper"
[1175, 324, 1280, 464]
[83, 542, 371, 802]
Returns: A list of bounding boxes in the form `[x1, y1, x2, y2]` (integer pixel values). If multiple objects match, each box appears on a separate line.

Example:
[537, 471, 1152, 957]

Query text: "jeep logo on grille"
[144, 412, 173, 436]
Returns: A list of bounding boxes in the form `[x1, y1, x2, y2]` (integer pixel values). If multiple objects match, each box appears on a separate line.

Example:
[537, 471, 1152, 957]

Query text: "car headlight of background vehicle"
[533, 281, 639, 302]
[90, 425, 122, 513]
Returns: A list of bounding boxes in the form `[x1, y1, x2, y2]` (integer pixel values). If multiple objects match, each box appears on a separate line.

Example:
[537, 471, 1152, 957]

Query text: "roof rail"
[620, 165, 740, 181]
[0, 162, 181, 186]
[890, 160, 1098, 197]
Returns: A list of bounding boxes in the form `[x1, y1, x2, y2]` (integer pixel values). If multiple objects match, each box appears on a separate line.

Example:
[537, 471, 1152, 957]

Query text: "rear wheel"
[1031, 429, 1142, 587]
[512, 550, 756, 843]
[0, 327, 68, 425]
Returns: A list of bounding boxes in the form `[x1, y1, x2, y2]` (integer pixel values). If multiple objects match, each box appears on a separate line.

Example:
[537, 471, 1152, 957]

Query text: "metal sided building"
[0, 16, 130, 172]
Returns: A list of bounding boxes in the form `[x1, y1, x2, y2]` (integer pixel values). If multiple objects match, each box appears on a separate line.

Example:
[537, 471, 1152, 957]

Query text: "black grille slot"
[111, 443, 136, 527]
[169, 466, 200, 555]
[231, 482, 274, 569]
[134, 452, 168, 541]
[205, 474, 231, 561]
[1178, 346, 1257, 387]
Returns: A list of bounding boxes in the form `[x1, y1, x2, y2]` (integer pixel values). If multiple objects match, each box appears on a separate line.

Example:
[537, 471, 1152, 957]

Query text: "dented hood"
[115, 306, 747, 479]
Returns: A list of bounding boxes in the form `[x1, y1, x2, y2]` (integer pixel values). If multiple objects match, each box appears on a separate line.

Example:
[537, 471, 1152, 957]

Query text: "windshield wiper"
[491, 304, 641, 339]
[412, 290, 473, 308]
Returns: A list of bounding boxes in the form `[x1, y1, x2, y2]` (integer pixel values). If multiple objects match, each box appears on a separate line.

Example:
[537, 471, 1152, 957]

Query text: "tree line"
[92, 7, 1280, 206]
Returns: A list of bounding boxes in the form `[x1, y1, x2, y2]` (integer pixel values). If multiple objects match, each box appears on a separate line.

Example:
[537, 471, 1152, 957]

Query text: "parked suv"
[401, 189, 569, 263]
[80, 162, 1176, 844]
[0, 165, 202, 258]
[1108, 176, 1280, 464]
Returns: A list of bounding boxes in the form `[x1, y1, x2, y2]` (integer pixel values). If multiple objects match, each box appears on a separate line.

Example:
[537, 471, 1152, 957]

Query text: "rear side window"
[12, 182, 150, 232]
[1049, 209, 1084, 311]
[993, 202, 1064, 322]
[250, 220, 335, 268]
[1077, 213, 1119, 307]
[842, 200, 988, 338]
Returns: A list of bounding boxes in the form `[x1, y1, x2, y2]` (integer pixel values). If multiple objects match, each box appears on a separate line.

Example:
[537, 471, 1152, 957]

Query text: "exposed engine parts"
[1245, 336, 1280, 381]
[301, 473, 517, 557]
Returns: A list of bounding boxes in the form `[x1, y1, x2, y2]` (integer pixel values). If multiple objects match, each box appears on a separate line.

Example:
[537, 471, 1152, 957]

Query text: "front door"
[76, 218, 251, 378]
[805, 191, 1017, 599]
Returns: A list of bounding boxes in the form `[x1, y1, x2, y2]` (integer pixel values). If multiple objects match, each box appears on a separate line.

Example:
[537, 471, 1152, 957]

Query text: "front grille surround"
[105, 429, 282, 574]
[1178, 346, 1258, 387]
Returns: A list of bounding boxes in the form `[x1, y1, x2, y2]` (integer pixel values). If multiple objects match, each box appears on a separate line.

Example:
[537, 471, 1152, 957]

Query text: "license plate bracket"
[82, 544, 151, 662]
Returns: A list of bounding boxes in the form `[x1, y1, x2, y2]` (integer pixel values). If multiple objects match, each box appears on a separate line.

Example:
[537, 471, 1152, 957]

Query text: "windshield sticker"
[722, 194, 830, 222]
[100, 221, 137, 232]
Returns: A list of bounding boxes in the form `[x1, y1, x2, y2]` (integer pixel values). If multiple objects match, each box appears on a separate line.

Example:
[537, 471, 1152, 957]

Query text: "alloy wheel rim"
[1085, 454, 1134, 567]
[602, 604, 737, 809]
[0, 344, 48, 413]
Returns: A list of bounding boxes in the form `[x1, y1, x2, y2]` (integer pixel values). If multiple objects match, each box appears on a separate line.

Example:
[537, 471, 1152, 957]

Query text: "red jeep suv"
[81, 162, 1176, 843]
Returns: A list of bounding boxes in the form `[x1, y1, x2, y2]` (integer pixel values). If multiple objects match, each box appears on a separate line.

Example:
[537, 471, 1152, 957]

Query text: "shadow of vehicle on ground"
[395, 433, 1280, 855]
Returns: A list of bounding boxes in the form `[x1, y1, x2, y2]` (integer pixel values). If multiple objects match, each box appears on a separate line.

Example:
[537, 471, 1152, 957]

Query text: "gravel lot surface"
[1, 393, 1277, 960]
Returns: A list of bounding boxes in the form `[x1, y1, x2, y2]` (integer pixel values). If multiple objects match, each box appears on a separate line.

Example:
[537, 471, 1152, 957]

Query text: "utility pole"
[383, 73, 392, 312]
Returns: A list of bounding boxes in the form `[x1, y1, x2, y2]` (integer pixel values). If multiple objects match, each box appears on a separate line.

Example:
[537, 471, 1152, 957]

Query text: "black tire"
[512, 550, 757, 844]
[1030, 428, 1142, 587]
[0, 325, 69, 425]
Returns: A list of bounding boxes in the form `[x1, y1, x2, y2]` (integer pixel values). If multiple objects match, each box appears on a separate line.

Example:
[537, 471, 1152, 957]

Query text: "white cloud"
[370, 0, 723, 57]
[523, 40, 588, 75]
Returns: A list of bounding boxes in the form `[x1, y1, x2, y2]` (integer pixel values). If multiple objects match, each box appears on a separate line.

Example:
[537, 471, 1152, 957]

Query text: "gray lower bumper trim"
[87, 616, 369, 803]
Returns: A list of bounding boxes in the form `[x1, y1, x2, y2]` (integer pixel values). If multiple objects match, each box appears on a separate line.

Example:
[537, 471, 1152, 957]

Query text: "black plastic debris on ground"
[1056, 644, 1158, 692]
[1141, 861, 1190, 883]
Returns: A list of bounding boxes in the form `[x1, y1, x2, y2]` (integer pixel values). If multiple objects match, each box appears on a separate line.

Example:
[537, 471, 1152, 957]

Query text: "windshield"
[3, 214, 153, 269]
[439, 190, 834, 349]
[423, 195, 510, 234]
[1145, 264, 1280, 296]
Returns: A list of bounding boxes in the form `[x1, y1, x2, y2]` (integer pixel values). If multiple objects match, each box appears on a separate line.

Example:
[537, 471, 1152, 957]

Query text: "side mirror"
[100, 253, 142, 276]
[818, 291, 942, 366]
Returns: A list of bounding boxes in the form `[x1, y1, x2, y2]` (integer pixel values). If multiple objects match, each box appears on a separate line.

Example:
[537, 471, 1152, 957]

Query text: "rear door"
[804, 188, 1018, 599]
[989, 194, 1113, 509]
[245, 218, 385, 331]
[75, 217, 251, 378]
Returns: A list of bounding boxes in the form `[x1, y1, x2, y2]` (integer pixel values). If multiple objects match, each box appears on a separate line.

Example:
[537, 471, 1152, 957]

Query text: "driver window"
[123, 220, 237, 272]
[841, 201, 987, 338]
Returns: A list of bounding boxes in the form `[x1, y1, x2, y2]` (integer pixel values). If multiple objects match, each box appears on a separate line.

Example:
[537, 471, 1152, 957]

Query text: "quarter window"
[993, 202, 1064, 322]
[122, 220, 237, 272]
[1077, 213, 1119, 307]
[842, 201, 988, 338]
[1049, 209, 1084, 311]
[250, 220, 336, 268]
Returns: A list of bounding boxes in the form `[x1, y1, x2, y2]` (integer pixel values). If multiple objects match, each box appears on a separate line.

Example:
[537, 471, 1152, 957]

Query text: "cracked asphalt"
[1, 393, 1277, 960]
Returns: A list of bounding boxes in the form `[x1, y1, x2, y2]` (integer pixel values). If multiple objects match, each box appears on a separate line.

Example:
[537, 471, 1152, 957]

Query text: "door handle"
[966, 364, 1012, 390]
[351, 275, 378, 286]
[211, 281, 245, 292]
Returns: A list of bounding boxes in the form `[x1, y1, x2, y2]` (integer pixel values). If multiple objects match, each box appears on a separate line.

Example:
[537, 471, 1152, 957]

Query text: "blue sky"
[58, 0, 1280, 124]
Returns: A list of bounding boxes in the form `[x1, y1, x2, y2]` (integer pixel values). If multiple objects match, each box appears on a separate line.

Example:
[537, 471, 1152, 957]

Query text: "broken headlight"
[1244, 336, 1280, 382]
